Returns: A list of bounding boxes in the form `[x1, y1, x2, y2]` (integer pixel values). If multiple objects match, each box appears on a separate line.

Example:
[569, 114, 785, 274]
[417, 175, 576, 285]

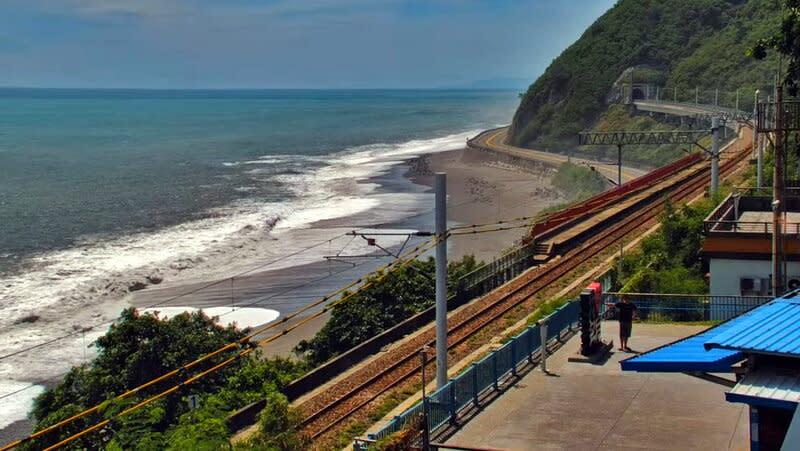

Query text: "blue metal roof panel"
[620, 319, 744, 373]
[704, 297, 800, 357]
[725, 368, 800, 411]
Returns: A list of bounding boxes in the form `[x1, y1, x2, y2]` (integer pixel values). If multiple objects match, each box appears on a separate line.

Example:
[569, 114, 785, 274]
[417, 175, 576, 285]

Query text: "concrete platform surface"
[447, 322, 749, 451]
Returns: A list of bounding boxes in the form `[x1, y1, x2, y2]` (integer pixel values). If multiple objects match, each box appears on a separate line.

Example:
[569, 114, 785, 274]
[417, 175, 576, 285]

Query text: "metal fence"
[601, 292, 772, 322]
[353, 300, 580, 449]
[456, 242, 537, 302]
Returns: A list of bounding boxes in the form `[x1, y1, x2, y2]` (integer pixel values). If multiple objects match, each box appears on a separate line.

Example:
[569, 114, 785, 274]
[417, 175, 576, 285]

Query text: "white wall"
[710, 258, 800, 320]
[709, 258, 800, 297]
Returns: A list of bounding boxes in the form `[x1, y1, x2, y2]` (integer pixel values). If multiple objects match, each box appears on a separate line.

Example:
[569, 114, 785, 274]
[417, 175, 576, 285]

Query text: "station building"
[621, 291, 800, 451]
[702, 190, 800, 318]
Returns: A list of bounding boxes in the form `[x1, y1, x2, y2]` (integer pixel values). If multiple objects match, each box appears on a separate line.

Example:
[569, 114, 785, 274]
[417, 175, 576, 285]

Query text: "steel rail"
[297, 141, 750, 442]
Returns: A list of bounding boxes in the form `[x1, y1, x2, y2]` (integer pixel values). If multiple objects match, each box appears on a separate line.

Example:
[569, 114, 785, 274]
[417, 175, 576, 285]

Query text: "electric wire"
[0, 231, 357, 363]
[0, 235, 440, 451]
[0, 251, 387, 404]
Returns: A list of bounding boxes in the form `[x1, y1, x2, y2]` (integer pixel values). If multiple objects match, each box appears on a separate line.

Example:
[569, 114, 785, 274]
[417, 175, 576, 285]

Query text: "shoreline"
[0, 143, 567, 442]
[406, 146, 564, 262]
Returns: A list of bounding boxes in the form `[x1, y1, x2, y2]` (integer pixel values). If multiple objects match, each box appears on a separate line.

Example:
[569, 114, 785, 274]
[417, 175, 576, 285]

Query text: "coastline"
[0, 142, 567, 443]
[406, 146, 564, 262]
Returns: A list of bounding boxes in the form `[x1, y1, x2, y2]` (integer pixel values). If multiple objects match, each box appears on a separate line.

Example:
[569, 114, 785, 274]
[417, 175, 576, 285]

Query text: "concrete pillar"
[435, 173, 448, 389]
[711, 117, 720, 197]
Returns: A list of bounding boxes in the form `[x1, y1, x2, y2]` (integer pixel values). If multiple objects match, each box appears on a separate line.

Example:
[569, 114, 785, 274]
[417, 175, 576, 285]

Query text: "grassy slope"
[509, 0, 780, 152]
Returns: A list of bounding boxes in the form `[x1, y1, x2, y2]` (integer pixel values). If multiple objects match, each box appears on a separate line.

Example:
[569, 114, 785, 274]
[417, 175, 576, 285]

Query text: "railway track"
[296, 139, 751, 443]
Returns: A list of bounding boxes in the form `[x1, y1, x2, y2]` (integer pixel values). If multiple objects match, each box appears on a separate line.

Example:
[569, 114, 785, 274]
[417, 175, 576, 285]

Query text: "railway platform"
[447, 322, 749, 451]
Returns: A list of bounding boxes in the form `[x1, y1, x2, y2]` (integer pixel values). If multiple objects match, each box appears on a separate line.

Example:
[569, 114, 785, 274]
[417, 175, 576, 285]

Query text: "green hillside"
[510, 0, 781, 150]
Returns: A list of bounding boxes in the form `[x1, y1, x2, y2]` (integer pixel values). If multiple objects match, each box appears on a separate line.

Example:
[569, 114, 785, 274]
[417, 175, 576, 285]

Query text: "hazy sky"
[0, 0, 617, 89]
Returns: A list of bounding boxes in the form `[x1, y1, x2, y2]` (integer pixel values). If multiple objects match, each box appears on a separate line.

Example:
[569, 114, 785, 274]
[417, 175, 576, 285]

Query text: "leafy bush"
[295, 256, 481, 367]
[551, 162, 608, 202]
[234, 393, 308, 451]
[610, 198, 716, 294]
[25, 309, 306, 450]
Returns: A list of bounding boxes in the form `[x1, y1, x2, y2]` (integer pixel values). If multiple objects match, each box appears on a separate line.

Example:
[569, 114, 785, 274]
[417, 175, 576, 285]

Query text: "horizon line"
[0, 86, 525, 92]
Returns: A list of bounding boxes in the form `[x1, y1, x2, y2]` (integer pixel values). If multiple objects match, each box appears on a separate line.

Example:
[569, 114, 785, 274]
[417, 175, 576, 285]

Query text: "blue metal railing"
[601, 293, 772, 322]
[353, 300, 580, 449]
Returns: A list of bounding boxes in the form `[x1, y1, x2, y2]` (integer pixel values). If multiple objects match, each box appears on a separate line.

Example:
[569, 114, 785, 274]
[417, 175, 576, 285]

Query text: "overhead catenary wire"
[0, 231, 361, 363]
[8, 237, 442, 451]
[0, 235, 441, 451]
[5, 162, 659, 447]
[0, 250, 387, 404]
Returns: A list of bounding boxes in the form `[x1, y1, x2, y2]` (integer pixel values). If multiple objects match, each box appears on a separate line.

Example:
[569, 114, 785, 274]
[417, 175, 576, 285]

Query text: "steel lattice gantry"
[577, 129, 715, 189]
[578, 130, 709, 146]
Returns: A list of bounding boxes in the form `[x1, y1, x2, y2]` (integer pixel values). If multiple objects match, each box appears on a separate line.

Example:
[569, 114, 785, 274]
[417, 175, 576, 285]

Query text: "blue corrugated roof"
[704, 295, 800, 357]
[622, 291, 800, 373]
[620, 318, 744, 373]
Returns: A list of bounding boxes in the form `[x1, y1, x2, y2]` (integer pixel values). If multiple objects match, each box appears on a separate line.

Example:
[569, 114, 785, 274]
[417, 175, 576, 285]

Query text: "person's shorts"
[620, 321, 632, 338]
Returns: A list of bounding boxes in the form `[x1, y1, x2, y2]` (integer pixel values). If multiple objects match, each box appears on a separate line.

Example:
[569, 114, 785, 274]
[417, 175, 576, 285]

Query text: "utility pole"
[434, 173, 448, 389]
[696, 87, 699, 104]
[674, 87, 677, 103]
[736, 89, 740, 111]
[617, 144, 623, 186]
[715, 88, 719, 106]
[755, 89, 762, 188]
[773, 87, 784, 297]
[711, 117, 720, 197]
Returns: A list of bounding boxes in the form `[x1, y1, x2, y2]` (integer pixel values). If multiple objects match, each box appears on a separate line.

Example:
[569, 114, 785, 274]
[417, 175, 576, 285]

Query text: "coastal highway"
[468, 127, 649, 183]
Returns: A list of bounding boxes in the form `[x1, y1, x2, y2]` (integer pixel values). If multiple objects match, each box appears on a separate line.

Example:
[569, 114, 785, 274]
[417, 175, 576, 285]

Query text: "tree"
[25, 309, 305, 450]
[749, 0, 800, 94]
[234, 393, 309, 451]
[294, 256, 481, 367]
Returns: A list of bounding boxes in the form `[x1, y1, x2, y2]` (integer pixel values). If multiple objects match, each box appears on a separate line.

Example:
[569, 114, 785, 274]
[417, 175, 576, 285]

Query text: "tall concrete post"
[736, 89, 740, 111]
[773, 87, 785, 297]
[674, 87, 677, 103]
[755, 89, 762, 187]
[435, 173, 448, 389]
[711, 117, 720, 197]
[715, 88, 719, 106]
[695, 87, 699, 104]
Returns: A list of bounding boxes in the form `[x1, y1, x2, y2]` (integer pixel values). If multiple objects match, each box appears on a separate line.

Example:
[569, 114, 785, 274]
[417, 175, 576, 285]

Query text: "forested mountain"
[510, 0, 782, 150]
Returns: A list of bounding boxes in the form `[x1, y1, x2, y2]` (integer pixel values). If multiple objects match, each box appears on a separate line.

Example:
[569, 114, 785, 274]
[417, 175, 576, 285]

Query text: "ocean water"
[0, 88, 517, 267]
[0, 88, 519, 431]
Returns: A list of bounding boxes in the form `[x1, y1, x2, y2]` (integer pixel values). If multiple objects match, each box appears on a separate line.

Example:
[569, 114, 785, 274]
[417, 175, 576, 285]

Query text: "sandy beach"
[0, 143, 566, 444]
[126, 145, 566, 359]
[408, 146, 564, 262]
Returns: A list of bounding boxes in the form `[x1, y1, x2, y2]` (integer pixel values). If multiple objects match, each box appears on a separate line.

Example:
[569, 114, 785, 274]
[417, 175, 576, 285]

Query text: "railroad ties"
[295, 128, 753, 445]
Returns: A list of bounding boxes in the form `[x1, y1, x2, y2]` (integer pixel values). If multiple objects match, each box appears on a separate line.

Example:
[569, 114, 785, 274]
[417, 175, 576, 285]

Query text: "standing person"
[605, 297, 637, 351]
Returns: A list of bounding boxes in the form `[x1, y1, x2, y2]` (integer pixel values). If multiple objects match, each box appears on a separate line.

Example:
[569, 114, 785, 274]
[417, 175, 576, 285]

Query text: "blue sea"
[0, 88, 519, 429]
[0, 88, 517, 266]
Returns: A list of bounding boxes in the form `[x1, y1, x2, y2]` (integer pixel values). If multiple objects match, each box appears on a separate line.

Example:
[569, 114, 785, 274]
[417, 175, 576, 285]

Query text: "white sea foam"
[0, 382, 44, 429]
[0, 128, 477, 428]
[141, 307, 280, 329]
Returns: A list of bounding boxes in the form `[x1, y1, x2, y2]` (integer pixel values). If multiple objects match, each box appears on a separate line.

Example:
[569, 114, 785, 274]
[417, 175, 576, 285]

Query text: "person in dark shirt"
[605, 297, 637, 351]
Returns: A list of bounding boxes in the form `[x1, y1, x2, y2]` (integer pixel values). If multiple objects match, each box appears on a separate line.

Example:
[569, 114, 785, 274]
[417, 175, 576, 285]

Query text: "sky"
[0, 0, 618, 89]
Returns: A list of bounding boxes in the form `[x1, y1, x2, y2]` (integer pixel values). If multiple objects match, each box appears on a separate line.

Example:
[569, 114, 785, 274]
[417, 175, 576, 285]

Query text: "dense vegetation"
[510, 0, 781, 151]
[25, 309, 306, 450]
[608, 198, 717, 294]
[295, 256, 482, 366]
[580, 105, 712, 168]
[551, 162, 608, 201]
